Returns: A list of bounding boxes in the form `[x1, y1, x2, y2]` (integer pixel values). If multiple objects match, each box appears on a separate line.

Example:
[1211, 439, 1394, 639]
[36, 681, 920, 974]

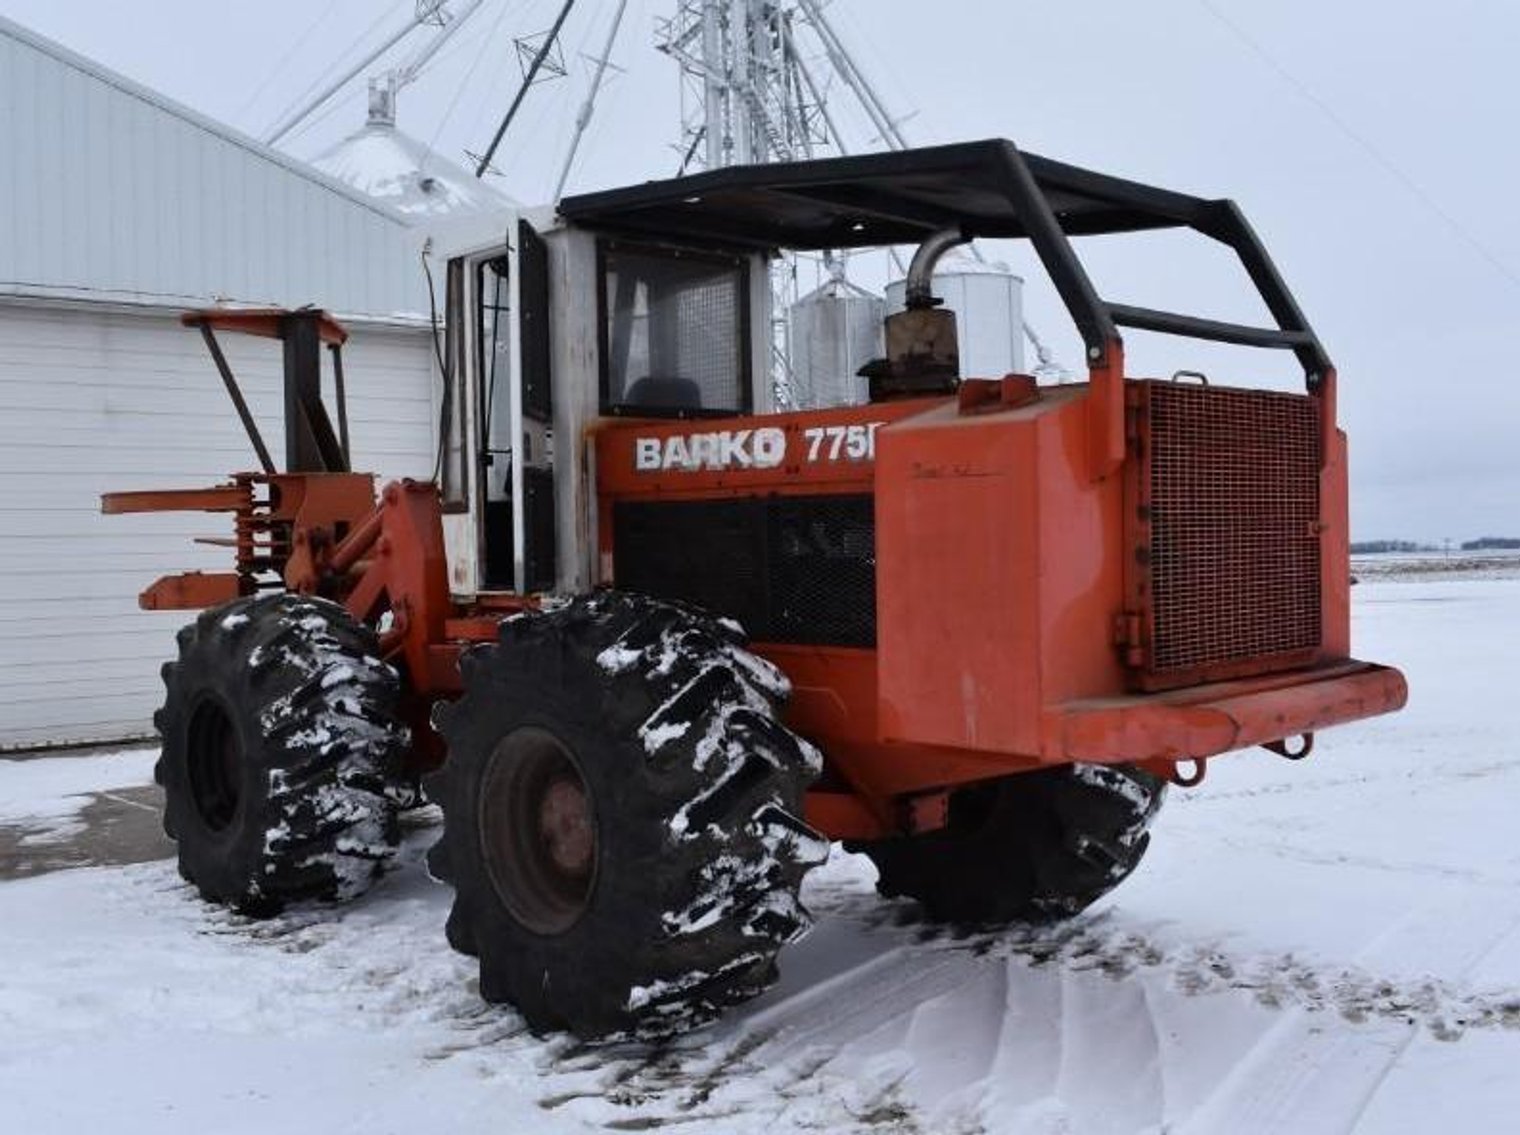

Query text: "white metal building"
[0, 16, 445, 750]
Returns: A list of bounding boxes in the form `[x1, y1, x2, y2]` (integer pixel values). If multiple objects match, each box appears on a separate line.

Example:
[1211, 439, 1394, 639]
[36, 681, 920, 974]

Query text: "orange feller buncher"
[104, 140, 1406, 1039]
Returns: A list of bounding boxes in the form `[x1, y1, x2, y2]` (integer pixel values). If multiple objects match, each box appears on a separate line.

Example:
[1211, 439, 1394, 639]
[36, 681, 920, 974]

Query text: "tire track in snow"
[135, 830, 1520, 1133]
[1173, 900, 1520, 1133]
[915, 911, 1520, 1040]
[160, 831, 928, 1132]
[783, 866, 1520, 1131]
[527, 944, 960, 1130]
[523, 854, 1520, 1131]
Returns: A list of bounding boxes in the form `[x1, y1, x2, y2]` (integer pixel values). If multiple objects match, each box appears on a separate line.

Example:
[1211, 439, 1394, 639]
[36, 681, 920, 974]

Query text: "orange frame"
[593, 369, 1404, 841]
[105, 365, 1403, 845]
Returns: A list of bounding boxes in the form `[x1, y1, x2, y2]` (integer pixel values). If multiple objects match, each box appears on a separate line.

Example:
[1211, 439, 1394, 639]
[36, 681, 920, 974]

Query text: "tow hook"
[1262, 733, 1315, 761]
[1170, 758, 1207, 787]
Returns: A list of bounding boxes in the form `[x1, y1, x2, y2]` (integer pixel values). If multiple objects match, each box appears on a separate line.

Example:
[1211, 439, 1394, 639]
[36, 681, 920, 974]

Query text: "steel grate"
[613, 494, 876, 647]
[769, 496, 876, 645]
[1145, 382, 1322, 676]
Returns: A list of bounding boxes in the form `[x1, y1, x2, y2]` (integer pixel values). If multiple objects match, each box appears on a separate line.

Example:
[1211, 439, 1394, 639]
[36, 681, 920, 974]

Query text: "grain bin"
[886, 252, 1025, 379]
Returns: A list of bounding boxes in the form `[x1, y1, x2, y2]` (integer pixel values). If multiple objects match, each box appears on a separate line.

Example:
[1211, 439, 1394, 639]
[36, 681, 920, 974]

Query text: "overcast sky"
[3, 0, 1516, 542]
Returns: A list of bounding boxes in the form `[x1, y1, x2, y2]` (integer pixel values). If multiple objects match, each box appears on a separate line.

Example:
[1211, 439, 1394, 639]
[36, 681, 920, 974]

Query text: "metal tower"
[655, 1, 1069, 389]
[656, 1, 830, 174]
[656, 2, 850, 405]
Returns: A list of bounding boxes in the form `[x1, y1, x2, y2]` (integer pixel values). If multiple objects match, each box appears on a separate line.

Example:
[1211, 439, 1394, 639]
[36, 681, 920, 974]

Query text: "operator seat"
[623, 376, 703, 412]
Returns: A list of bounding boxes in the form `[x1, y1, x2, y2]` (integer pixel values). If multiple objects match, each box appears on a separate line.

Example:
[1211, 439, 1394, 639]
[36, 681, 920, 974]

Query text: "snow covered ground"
[2, 574, 1517, 1133]
[1353, 548, 1520, 582]
[0, 747, 158, 842]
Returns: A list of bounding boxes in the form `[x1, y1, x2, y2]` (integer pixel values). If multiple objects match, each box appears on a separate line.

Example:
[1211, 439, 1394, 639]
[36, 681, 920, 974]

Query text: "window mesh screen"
[603, 246, 747, 415]
[613, 495, 876, 646]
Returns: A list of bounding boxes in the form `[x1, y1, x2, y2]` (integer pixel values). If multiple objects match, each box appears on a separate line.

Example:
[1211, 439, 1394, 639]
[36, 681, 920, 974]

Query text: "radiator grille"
[613, 494, 876, 646]
[1144, 382, 1322, 677]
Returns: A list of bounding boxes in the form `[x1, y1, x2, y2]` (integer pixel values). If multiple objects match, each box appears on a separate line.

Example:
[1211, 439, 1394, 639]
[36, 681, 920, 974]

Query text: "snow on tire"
[852, 763, 1166, 925]
[429, 591, 830, 1040]
[154, 594, 407, 915]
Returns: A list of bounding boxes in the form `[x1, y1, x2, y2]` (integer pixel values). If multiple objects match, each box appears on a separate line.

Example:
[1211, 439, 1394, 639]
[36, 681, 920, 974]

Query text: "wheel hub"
[479, 727, 598, 935]
[186, 697, 241, 833]
[538, 777, 594, 878]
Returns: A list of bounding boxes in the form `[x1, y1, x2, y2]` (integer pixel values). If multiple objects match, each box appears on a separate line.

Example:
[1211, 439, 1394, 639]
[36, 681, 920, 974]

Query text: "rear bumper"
[1052, 659, 1407, 763]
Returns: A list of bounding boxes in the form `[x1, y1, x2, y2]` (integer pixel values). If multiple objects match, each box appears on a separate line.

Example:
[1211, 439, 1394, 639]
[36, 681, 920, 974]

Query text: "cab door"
[472, 219, 555, 593]
[517, 219, 556, 592]
[476, 252, 515, 590]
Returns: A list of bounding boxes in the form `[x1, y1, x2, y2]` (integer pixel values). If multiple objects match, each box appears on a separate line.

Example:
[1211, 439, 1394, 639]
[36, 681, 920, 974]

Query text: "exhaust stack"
[860, 227, 969, 400]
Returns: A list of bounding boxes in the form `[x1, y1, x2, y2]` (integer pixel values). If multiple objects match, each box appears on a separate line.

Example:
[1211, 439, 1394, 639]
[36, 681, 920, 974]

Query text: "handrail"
[1107, 304, 1321, 351]
[982, 141, 1333, 480]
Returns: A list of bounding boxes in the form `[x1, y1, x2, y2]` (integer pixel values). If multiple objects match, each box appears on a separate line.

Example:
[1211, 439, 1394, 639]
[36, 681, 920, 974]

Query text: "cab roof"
[559, 138, 1331, 380]
[557, 138, 1221, 251]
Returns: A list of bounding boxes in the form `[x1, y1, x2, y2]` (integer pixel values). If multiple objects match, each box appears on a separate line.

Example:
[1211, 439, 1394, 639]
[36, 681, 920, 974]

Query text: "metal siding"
[245, 152, 270, 300]
[52, 59, 86, 285]
[0, 19, 428, 319]
[85, 69, 111, 284]
[8, 41, 42, 281]
[0, 19, 460, 748]
[0, 303, 435, 749]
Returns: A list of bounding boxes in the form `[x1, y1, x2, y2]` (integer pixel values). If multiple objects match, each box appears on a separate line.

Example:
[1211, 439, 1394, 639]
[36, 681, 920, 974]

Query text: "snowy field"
[1352, 548, 1520, 582]
[2, 573, 1518, 1134]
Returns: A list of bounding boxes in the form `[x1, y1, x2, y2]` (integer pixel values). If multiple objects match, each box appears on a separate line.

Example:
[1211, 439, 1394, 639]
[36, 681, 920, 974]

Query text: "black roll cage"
[559, 138, 1331, 385]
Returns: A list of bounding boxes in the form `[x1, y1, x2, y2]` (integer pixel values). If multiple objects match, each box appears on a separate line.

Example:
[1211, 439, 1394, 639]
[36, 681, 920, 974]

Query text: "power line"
[279, 79, 367, 148]
[234, 0, 346, 125]
[263, 0, 410, 142]
[425, 0, 519, 160]
[1197, 0, 1520, 293]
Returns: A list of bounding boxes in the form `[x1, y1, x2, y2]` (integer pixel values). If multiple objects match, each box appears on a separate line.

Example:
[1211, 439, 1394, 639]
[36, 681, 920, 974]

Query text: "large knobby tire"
[852, 764, 1166, 924]
[154, 594, 407, 915]
[429, 592, 829, 1041]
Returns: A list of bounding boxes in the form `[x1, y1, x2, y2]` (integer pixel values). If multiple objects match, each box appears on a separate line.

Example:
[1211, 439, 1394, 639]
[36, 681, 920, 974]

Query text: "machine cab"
[427, 208, 773, 601]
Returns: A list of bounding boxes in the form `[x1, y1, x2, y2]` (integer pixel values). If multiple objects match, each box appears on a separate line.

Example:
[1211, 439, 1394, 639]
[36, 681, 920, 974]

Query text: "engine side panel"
[874, 386, 1123, 756]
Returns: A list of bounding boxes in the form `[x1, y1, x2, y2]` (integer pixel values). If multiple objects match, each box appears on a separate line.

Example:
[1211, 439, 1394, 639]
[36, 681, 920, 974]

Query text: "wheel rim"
[186, 697, 241, 833]
[479, 727, 597, 935]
